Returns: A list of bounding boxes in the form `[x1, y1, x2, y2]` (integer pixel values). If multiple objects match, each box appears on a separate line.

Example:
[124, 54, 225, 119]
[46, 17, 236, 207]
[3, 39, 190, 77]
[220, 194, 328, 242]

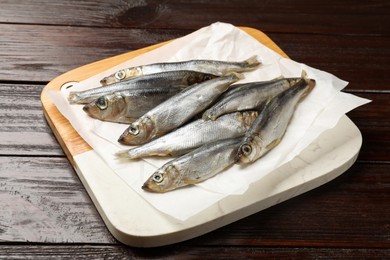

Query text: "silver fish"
[100, 56, 260, 85]
[82, 85, 187, 123]
[118, 73, 242, 145]
[142, 137, 242, 193]
[202, 76, 303, 121]
[68, 70, 217, 104]
[236, 76, 316, 164]
[116, 111, 258, 159]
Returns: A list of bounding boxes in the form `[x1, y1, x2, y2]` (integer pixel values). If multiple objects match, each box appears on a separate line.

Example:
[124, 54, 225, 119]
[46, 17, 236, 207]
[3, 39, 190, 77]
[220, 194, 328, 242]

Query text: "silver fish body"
[142, 137, 242, 193]
[203, 77, 302, 121]
[116, 111, 258, 159]
[118, 73, 242, 145]
[68, 70, 217, 104]
[82, 85, 187, 123]
[237, 77, 316, 164]
[100, 56, 260, 85]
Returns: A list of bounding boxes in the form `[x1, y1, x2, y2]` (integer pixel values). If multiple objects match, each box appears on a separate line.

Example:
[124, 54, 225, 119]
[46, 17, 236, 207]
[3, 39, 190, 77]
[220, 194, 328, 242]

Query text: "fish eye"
[128, 124, 139, 135]
[152, 172, 164, 183]
[96, 97, 108, 110]
[115, 70, 126, 80]
[241, 144, 252, 156]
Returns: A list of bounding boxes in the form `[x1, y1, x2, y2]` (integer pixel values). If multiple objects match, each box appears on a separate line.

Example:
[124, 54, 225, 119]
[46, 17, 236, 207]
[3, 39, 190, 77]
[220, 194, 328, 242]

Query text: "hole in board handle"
[61, 81, 80, 90]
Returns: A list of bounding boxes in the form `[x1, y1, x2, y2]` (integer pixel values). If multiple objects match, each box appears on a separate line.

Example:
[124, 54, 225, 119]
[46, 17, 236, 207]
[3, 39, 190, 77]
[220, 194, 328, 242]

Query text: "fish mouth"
[141, 182, 164, 193]
[118, 124, 141, 145]
[100, 77, 108, 85]
[82, 103, 98, 118]
[235, 151, 251, 164]
[237, 154, 251, 164]
[117, 127, 144, 145]
[117, 131, 130, 144]
[82, 103, 92, 112]
[141, 183, 151, 191]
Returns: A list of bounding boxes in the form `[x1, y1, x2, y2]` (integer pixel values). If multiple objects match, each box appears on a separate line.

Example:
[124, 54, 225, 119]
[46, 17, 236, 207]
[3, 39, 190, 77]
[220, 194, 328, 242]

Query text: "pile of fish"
[68, 56, 315, 193]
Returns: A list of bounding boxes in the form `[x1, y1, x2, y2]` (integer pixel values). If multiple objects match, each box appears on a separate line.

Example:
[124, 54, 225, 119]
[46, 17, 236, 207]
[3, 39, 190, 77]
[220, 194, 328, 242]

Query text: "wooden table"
[1, 1, 389, 258]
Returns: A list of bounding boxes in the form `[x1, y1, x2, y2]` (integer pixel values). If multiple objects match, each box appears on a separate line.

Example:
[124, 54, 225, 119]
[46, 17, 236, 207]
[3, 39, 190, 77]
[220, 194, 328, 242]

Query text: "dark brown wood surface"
[0, 1, 389, 258]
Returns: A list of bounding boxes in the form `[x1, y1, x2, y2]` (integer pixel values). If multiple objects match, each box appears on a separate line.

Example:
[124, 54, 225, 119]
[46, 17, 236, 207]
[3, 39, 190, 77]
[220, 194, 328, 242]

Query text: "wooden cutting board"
[41, 27, 362, 247]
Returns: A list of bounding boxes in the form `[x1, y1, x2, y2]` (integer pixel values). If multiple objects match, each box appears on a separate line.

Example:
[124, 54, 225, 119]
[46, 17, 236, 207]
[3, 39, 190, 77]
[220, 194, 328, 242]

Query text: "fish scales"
[203, 77, 303, 121]
[118, 73, 242, 145]
[68, 70, 217, 104]
[116, 111, 258, 159]
[142, 137, 242, 192]
[237, 76, 316, 164]
[82, 85, 187, 123]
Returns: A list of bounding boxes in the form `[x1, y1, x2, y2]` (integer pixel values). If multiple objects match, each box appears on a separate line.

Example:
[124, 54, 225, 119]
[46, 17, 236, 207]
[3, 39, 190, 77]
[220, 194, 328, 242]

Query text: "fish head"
[100, 70, 125, 85]
[100, 68, 133, 85]
[83, 93, 126, 121]
[236, 136, 263, 164]
[142, 165, 181, 193]
[107, 69, 127, 85]
[100, 75, 116, 85]
[118, 117, 154, 145]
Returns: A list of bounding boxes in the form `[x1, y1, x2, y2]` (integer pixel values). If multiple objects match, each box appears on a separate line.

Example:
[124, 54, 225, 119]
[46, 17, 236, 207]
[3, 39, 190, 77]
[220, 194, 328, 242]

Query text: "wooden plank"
[346, 92, 390, 162]
[0, 156, 388, 247]
[0, 0, 388, 36]
[184, 163, 390, 248]
[0, 244, 389, 259]
[0, 24, 185, 83]
[0, 24, 389, 91]
[0, 83, 63, 155]
[270, 34, 390, 91]
[0, 0, 387, 256]
[0, 156, 115, 243]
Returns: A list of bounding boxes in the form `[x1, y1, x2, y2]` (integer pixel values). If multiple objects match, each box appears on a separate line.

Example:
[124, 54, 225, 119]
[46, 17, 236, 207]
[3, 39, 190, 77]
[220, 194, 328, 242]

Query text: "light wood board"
[41, 27, 362, 247]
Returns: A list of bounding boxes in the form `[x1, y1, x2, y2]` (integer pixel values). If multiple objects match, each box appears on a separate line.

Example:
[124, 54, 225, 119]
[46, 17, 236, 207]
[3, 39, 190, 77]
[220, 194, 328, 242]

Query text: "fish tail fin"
[115, 148, 141, 160]
[226, 72, 245, 81]
[243, 55, 261, 69]
[301, 70, 316, 90]
[301, 70, 316, 98]
[307, 78, 316, 92]
[301, 70, 308, 80]
[115, 149, 131, 159]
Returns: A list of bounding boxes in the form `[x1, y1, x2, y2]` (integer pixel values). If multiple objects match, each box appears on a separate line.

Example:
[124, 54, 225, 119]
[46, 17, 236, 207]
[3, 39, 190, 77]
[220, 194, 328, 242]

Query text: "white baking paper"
[47, 22, 370, 221]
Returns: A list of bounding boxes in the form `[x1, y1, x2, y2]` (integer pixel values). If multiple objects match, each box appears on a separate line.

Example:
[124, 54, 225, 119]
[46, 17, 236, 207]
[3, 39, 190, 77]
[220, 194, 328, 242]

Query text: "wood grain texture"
[0, 245, 389, 259]
[346, 92, 390, 162]
[270, 34, 390, 91]
[0, 0, 389, 257]
[0, 0, 389, 36]
[1, 24, 389, 91]
[0, 156, 388, 247]
[0, 24, 184, 82]
[0, 83, 63, 156]
[183, 163, 390, 248]
[0, 156, 115, 243]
